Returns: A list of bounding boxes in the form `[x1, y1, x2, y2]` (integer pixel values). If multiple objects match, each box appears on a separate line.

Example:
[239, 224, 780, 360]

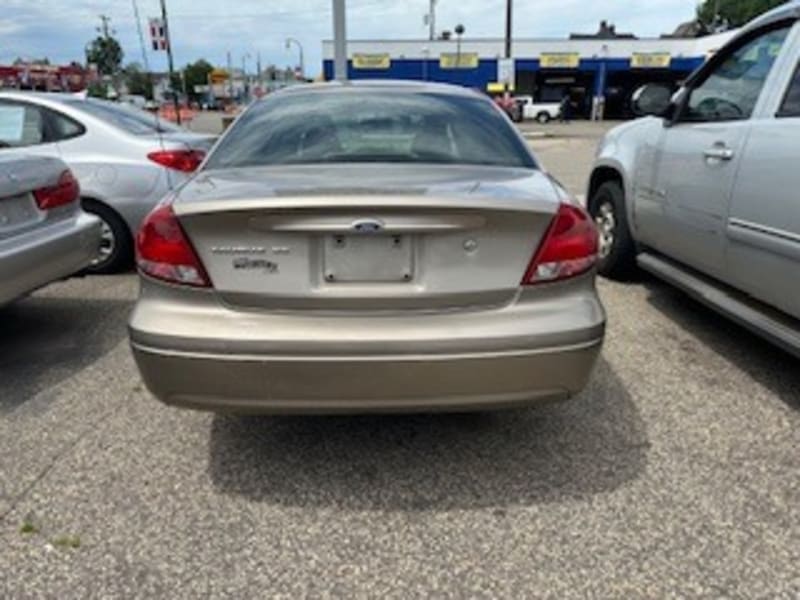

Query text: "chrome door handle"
[703, 147, 735, 160]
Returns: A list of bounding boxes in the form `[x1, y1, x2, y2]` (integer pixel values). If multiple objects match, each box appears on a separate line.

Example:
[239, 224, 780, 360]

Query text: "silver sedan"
[0, 92, 215, 272]
[0, 154, 100, 306]
[129, 81, 605, 414]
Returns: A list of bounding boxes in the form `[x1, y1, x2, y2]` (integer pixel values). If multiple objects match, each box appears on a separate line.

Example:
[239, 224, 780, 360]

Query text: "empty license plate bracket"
[323, 234, 413, 282]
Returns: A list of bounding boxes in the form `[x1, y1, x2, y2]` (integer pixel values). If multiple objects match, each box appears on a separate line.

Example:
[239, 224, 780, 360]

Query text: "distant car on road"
[515, 95, 562, 123]
[129, 80, 605, 414]
[588, 1, 800, 356]
[0, 155, 100, 306]
[0, 92, 216, 272]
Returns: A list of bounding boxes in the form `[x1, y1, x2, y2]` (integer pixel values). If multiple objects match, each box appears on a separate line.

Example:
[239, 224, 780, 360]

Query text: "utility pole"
[504, 0, 512, 60]
[333, 0, 347, 81]
[159, 0, 181, 124]
[242, 53, 250, 103]
[131, 0, 153, 101]
[227, 51, 233, 99]
[427, 0, 437, 41]
[504, 0, 512, 102]
[98, 14, 112, 39]
[96, 15, 117, 95]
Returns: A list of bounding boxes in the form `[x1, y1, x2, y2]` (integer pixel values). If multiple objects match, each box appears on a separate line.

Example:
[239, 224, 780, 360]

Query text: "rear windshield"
[63, 98, 180, 135]
[204, 90, 536, 170]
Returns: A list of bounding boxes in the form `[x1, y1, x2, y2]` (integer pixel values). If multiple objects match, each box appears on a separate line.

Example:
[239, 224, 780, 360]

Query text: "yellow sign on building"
[209, 68, 229, 83]
[439, 52, 479, 69]
[487, 82, 515, 93]
[540, 53, 580, 69]
[630, 52, 671, 69]
[352, 53, 392, 70]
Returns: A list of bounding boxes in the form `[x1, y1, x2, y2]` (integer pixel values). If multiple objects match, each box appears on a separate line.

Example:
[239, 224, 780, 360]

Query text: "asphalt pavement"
[0, 118, 798, 599]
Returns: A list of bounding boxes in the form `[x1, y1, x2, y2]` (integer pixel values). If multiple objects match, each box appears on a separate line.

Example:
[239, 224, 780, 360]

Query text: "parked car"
[588, 1, 800, 356]
[0, 92, 216, 272]
[129, 80, 605, 414]
[515, 95, 562, 123]
[0, 155, 100, 306]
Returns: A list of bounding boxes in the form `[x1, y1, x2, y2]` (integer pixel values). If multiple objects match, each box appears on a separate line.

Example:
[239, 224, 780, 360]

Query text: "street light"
[285, 38, 305, 80]
[241, 53, 251, 102]
[454, 24, 465, 67]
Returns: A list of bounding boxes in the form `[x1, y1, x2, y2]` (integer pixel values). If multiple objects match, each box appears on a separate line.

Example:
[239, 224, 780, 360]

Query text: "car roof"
[269, 79, 484, 100]
[0, 90, 76, 103]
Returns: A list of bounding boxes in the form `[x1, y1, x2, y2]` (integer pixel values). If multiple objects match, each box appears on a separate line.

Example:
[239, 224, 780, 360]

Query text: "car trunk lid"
[173, 164, 561, 311]
[0, 155, 75, 240]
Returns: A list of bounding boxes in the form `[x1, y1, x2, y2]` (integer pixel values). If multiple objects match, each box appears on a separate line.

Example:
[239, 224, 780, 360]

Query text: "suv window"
[0, 102, 45, 148]
[778, 63, 800, 117]
[680, 25, 790, 122]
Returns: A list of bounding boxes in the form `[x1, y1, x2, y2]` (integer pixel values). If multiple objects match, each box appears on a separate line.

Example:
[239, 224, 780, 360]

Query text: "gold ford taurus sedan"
[128, 81, 605, 414]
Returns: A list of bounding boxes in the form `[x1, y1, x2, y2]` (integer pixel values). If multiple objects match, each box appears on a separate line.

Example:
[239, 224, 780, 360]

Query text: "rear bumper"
[131, 339, 602, 414]
[129, 277, 605, 414]
[0, 213, 101, 305]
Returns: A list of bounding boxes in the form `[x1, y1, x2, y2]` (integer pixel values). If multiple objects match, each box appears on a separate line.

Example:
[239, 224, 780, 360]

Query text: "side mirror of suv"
[631, 84, 674, 117]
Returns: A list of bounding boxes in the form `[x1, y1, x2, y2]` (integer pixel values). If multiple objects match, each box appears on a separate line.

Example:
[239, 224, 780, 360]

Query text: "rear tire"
[588, 181, 638, 280]
[536, 112, 551, 124]
[81, 200, 133, 274]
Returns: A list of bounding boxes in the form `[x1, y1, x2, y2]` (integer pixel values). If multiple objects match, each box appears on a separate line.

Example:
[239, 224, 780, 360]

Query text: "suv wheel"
[589, 180, 638, 279]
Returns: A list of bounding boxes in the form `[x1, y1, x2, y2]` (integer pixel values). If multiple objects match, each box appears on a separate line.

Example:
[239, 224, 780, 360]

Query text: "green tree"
[85, 35, 123, 76]
[182, 59, 214, 101]
[123, 63, 154, 99]
[13, 57, 49, 65]
[86, 81, 108, 99]
[697, 0, 787, 28]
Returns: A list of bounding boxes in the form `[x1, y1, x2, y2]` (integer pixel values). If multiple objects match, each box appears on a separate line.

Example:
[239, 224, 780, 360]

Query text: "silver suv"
[588, 1, 800, 357]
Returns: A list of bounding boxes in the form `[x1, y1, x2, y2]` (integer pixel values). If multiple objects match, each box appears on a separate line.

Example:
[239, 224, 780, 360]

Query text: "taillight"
[33, 170, 79, 210]
[147, 149, 205, 172]
[522, 203, 598, 284]
[136, 204, 210, 287]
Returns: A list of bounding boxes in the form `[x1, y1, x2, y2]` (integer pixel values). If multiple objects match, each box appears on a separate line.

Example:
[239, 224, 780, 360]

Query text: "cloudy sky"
[2, 0, 700, 73]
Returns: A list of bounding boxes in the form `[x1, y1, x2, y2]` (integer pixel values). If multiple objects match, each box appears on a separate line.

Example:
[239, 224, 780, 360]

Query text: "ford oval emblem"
[352, 218, 384, 234]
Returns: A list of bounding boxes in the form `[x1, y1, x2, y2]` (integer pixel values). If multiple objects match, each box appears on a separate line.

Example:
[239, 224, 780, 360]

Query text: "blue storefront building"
[322, 31, 735, 118]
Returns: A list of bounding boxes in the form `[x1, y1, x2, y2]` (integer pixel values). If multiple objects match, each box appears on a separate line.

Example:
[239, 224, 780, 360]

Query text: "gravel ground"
[0, 119, 797, 599]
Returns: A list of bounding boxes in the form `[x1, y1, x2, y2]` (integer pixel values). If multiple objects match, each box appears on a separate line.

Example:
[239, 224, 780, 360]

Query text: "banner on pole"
[149, 18, 168, 51]
[497, 58, 515, 88]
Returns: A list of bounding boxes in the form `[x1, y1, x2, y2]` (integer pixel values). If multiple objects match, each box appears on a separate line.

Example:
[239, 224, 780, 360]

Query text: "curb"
[521, 131, 555, 139]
